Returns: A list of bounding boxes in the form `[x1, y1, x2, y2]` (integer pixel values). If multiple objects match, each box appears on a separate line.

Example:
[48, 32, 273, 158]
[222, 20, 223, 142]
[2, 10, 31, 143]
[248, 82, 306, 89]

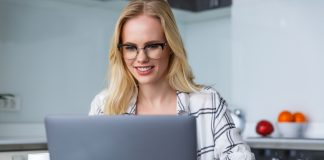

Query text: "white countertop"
[0, 123, 47, 151]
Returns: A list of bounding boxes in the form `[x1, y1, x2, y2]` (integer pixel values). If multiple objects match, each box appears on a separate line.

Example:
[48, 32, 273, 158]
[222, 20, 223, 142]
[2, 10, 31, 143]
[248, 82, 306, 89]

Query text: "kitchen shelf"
[246, 137, 324, 151]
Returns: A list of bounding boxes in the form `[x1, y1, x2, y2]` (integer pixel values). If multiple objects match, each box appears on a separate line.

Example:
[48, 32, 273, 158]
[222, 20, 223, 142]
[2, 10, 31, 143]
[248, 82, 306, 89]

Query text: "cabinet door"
[0, 150, 48, 160]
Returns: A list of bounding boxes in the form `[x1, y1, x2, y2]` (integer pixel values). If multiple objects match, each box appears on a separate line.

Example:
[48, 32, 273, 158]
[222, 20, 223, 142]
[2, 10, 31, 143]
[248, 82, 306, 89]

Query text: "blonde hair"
[104, 0, 201, 115]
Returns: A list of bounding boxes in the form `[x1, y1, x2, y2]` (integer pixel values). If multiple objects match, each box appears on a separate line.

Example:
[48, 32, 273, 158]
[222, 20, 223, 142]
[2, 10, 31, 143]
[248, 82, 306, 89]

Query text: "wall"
[231, 0, 324, 138]
[0, 0, 117, 122]
[0, 0, 188, 123]
[1, 0, 324, 138]
[185, 0, 324, 138]
[184, 17, 232, 101]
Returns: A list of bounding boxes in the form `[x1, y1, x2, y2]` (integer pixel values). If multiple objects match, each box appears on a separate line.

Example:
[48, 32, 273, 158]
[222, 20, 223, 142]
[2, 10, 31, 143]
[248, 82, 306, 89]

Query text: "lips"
[134, 66, 154, 75]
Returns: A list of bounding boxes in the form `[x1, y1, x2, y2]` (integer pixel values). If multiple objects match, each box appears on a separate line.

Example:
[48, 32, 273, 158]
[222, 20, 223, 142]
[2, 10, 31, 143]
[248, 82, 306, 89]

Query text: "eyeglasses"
[118, 42, 167, 60]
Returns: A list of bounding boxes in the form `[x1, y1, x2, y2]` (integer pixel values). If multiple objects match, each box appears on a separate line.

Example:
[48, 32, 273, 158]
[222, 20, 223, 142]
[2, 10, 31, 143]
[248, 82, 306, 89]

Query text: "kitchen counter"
[3, 136, 324, 151]
[0, 123, 47, 151]
[246, 137, 324, 151]
[0, 136, 47, 151]
[1, 122, 324, 152]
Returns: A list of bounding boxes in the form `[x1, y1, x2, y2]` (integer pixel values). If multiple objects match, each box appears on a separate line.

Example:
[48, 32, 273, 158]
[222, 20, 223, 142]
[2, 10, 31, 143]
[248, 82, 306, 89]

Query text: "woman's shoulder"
[89, 89, 108, 115]
[187, 86, 227, 111]
[199, 86, 219, 94]
[189, 86, 223, 100]
[94, 89, 109, 101]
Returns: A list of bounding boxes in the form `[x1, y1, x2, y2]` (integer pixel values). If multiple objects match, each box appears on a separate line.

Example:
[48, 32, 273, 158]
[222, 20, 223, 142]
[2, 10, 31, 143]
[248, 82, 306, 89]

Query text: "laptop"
[45, 115, 197, 160]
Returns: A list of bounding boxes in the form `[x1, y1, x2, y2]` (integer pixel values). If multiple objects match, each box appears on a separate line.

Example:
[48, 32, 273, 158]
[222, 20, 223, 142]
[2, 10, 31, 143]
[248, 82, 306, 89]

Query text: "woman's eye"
[146, 44, 160, 50]
[124, 46, 137, 51]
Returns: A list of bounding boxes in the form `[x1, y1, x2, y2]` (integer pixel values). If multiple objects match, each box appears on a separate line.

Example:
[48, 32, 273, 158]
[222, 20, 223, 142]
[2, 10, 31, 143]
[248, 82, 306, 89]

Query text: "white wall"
[0, 0, 118, 122]
[184, 17, 232, 100]
[0, 0, 188, 123]
[231, 0, 324, 124]
[185, 0, 324, 137]
[2, 0, 324, 138]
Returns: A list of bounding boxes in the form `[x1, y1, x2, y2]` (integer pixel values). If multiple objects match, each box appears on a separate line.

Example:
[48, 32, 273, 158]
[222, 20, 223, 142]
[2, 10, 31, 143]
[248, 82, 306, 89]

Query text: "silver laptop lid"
[45, 115, 197, 160]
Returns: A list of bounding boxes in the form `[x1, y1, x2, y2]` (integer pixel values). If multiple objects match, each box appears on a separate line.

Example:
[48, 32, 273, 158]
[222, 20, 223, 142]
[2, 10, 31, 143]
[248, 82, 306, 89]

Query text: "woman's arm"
[211, 93, 255, 160]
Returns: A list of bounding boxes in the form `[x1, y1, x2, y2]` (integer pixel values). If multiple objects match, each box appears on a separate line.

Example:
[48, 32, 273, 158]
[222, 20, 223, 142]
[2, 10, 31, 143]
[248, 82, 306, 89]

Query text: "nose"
[136, 48, 149, 63]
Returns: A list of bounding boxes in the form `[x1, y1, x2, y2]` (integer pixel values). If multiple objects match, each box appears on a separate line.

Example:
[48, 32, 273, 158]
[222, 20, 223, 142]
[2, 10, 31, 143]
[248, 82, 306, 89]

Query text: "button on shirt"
[89, 87, 255, 160]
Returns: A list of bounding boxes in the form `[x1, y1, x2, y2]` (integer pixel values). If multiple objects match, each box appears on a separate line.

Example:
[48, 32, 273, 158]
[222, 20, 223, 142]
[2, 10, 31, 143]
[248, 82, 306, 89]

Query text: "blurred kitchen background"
[1, 0, 324, 159]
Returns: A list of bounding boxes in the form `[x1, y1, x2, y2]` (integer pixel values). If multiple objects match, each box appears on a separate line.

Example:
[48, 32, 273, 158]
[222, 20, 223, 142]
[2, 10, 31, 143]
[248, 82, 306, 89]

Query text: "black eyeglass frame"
[117, 42, 168, 60]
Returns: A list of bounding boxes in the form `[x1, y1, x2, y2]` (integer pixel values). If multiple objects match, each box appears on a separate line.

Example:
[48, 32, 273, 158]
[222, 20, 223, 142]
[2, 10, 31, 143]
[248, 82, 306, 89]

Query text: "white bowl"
[276, 122, 307, 138]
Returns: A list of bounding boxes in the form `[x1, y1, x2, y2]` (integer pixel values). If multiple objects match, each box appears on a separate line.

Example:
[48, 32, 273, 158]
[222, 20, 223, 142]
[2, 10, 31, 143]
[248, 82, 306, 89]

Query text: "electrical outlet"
[0, 94, 20, 111]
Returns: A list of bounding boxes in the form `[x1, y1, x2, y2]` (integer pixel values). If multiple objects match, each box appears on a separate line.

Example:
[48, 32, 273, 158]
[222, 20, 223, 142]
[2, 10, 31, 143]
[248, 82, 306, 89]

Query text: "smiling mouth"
[135, 66, 154, 71]
[134, 66, 155, 75]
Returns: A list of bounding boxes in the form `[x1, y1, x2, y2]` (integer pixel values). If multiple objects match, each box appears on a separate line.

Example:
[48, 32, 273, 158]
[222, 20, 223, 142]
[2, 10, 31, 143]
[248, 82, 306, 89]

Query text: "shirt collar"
[176, 91, 190, 115]
[124, 90, 190, 115]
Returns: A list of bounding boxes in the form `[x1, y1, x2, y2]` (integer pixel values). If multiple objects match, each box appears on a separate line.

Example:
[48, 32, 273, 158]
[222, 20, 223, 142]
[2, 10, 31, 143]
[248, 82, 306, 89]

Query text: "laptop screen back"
[45, 115, 197, 160]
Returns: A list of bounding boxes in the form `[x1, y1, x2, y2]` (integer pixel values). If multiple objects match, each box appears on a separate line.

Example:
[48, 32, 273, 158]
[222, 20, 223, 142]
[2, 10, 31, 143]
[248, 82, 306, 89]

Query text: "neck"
[137, 80, 176, 109]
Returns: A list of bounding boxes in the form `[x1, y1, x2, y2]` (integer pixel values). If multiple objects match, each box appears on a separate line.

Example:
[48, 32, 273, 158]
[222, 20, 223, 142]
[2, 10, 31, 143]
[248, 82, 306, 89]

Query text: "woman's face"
[121, 15, 171, 86]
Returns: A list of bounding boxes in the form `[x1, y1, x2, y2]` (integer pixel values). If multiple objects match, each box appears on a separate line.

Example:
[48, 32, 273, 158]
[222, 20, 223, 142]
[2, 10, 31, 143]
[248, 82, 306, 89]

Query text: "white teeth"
[137, 66, 152, 71]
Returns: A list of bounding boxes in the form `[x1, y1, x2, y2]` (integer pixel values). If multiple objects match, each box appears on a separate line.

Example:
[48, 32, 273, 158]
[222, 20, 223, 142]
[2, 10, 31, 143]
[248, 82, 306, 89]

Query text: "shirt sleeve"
[212, 92, 255, 160]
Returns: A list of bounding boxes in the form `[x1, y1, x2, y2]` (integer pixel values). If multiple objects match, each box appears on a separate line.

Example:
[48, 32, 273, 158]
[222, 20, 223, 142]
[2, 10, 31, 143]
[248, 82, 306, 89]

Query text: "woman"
[89, 0, 255, 159]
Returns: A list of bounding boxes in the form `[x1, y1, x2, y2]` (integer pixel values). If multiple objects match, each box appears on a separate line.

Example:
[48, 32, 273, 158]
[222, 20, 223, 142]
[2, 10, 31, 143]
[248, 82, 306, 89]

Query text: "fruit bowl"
[277, 122, 307, 138]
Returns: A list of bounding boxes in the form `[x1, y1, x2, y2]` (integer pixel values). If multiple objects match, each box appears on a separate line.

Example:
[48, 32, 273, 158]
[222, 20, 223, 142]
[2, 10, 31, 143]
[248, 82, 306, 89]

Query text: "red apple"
[256, 120, 274, 136]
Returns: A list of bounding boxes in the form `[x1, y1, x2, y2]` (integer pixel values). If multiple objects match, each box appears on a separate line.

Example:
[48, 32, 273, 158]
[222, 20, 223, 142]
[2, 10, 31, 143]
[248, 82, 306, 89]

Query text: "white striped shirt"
[89, 87, 255, 160]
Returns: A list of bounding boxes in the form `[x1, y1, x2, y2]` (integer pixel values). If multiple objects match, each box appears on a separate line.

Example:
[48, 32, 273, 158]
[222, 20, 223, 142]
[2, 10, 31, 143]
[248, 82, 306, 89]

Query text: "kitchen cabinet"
[246, 137, 324, 150]
[251, 149, 324, 160]
[246, 137, 324, 160]
[55, 0, 231, 23]
[0, 150, 47, 160]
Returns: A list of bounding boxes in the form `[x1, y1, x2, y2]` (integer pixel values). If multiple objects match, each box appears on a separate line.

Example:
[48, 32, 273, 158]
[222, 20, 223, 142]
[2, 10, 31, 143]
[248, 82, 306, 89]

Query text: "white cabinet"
[0, 150, 47, 160]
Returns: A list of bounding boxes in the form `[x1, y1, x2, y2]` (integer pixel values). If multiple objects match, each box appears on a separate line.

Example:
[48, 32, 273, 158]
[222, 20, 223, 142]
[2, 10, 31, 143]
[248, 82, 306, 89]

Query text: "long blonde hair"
[104, 0, 201, 115]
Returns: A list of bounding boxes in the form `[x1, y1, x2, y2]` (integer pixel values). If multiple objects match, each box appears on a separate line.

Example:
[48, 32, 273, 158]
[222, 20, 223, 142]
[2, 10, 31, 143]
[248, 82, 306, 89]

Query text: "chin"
[132, 71, 165, 86]
[135, 76, 160, 86]
[136, 79, 156, 86]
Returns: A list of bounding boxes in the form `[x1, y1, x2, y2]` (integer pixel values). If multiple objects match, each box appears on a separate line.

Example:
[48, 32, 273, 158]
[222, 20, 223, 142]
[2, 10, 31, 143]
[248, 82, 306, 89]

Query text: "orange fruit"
[293, 112, 307, 122]
[278, 110, 293, 122]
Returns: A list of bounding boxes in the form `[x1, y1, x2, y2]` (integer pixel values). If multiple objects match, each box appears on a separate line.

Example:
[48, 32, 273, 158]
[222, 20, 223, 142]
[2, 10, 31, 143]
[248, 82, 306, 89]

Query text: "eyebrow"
[122, 40, 165, 46]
